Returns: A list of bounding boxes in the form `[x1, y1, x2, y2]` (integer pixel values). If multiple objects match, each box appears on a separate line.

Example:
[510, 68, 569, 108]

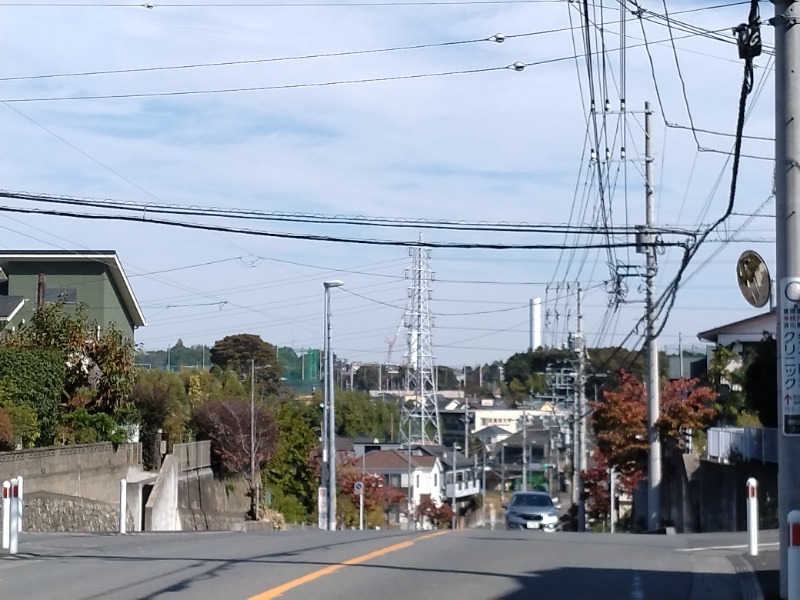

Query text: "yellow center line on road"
[249, 530, 449, 600]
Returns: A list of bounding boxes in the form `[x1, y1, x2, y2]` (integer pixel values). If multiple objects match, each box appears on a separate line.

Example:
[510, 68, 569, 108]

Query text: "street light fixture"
[324, 279, 344, 532]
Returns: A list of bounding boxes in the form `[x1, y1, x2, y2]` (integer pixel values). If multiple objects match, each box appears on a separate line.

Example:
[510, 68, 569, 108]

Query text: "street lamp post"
[324, 279, 344, 532]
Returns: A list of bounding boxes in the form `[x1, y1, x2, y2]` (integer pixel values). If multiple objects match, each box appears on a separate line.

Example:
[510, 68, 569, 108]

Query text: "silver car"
[503, 491, 560, 532]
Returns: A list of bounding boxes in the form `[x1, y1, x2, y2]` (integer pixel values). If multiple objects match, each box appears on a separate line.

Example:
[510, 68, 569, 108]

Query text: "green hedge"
[0, 347, 65, 445]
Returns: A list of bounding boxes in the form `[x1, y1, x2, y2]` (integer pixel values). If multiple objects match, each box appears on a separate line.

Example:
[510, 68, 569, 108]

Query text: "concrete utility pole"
[250, 359, 258, 519]
[644, 101, 661, 531]
[576, 284, 586, 532]
[324, 279, 344, 531]
[775, 0, 800, 594]
[464, 400, 469, 459]
[522, 407, 528, 492]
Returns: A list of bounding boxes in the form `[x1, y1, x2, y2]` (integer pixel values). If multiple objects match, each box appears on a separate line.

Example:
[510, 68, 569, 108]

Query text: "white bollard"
[747, 477, 758, 556]
[119, 478, 127, 534]
[2, 480, 9, 550]
[788, 510, 800, 600]
[9, 478, 18, 555]
[16, 475, 23, 533]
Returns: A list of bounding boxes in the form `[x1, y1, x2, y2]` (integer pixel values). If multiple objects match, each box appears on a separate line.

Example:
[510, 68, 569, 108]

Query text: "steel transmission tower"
[399, 240, 442, 445]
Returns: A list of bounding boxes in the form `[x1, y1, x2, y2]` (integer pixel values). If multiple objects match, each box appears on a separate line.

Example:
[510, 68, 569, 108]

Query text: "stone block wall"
[0, 491, 133, 533]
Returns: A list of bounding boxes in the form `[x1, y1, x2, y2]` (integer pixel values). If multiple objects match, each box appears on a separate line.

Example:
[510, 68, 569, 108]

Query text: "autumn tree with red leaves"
[416, 496, 454, 529]
[336, 461, 406, 528]
[589, 370, 717, 496]
[582, 449, 610, 522]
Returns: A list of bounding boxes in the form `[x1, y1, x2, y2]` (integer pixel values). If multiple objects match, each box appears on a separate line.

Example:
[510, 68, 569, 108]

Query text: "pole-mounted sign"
[354, 481, 364, 495]
[780, 278, 800, 435]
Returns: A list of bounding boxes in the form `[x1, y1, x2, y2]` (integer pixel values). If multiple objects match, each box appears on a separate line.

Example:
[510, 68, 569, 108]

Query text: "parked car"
[502, 491, 560, 532]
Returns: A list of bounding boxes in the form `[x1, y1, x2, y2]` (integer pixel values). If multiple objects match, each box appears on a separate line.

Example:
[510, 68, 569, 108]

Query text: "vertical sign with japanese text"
[781, 278, 800, 435]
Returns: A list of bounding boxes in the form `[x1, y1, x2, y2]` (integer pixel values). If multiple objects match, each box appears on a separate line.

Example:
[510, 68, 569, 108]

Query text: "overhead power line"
[0, 204, 692, 251]
[0, 189, 696, 236]
[0, 30, 569, 82]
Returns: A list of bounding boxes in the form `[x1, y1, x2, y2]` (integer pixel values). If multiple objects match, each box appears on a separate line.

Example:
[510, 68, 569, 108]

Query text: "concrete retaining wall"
[144, 454, 179, 531]
[0, 443, 141, 503]
[695, 458, 778, 532]
[178, 469, 250, 531]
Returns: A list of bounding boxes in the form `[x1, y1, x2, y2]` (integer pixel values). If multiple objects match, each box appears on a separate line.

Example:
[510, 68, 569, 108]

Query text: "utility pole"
[576, 284, 586, 532]
[775, 0, 800, 594]
[522, 407, 528, 492]
[407, 418, 413, 529]
[464, 400, 469, 459]
[643, 101, 661, 531]
[250, 359, 257, 520]
[529, 299, 534, 350]
[451, 442, 459, 530]
[678, 332, 684, 378]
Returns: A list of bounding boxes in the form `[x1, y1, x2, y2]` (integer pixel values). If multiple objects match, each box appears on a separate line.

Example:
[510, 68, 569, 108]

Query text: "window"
[416, 474, 420, 488]
[434, 473, 438, 487]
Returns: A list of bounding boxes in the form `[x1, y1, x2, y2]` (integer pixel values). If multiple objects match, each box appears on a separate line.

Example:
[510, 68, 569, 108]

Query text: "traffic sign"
[354, 481, 364, 494]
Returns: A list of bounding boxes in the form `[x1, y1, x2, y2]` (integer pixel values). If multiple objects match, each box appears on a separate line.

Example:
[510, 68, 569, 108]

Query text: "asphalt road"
[0, 527, 766, 600]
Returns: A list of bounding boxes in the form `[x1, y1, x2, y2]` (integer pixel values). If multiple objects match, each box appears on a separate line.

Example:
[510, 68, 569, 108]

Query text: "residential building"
[0, 250, 145, 339]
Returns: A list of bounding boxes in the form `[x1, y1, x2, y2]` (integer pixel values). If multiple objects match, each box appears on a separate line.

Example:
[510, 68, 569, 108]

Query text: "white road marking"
[631, 572, 645, 600]
[677, 542, 779, 552]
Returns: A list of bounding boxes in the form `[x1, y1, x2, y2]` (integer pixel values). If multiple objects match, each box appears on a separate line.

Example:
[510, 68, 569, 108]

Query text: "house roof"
[501, 425, 552, 448]
[362, 449, 438, 470]
[0, 250, 146, 327]
[474, 425, 511, 438]
[0, 295, 25, 321]
[697, 309, 775, 343]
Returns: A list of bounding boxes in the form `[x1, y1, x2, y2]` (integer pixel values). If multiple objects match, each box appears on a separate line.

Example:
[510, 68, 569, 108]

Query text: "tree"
[590, 370, 717, 494]
[708, 344, 747, 424]
[0, 348, 64, 445]
[3, 300, 135, 416]
[416, 496, 454, 529]
[336, 465, 405, 529]
[743, 335, 778, 427]
[192, 399, 278, 518]
[129, 369, 183, 469]
[0, 407, 13, 451]
[264, 400, 320, 518]
[334, 390, 398, 440]
[582, 449, 610, 523]
[210, 334, 281, 395]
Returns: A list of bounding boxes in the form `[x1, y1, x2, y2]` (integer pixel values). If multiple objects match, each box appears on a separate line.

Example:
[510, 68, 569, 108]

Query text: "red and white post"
[8, 477, 19, 555]
[747, 478, 759, 556]
[16, 475, 23, 533]
[2, 480, 9, 550]
[788, 509, 800, 600]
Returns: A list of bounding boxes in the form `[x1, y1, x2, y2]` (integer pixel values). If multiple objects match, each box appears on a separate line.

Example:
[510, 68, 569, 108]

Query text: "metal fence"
[706, 426, 777, 464]
[173, 441, 211, 472]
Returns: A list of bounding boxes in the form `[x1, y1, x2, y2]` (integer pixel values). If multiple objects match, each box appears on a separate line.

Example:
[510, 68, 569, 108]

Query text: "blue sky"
[0, 0, 777, 368]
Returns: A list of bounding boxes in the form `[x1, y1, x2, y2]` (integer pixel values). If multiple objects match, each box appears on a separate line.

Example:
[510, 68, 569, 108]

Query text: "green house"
[0, 250, 146, 339]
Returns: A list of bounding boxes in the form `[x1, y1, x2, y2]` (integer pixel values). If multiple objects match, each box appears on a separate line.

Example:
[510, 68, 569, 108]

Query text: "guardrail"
[706, 426, 777, 463]
[172, 441, 211, 472]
